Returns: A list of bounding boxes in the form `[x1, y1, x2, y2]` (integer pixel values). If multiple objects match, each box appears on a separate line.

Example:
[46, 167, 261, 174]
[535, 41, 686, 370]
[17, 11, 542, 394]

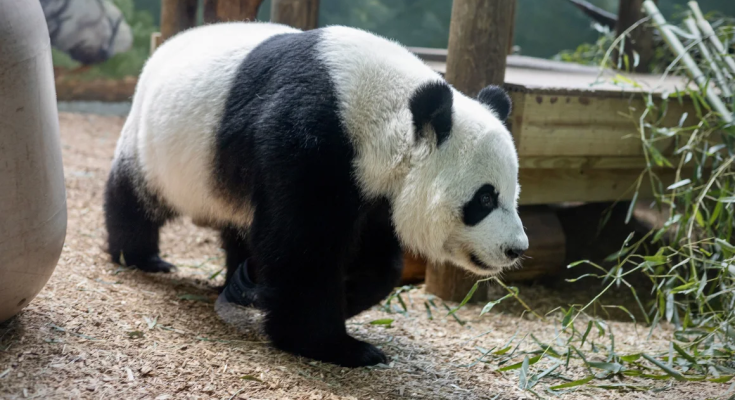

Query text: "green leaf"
[642, 353, 686, 381]
[718, 197, 735, 203]
[448, 280, 480, 315]
[715, 238, 735, 253]
[588, 362, 624, 373]
[594, 384, 652, 391]
[667, 179, 692, 190]
[672, 342, 697, 364]
[695, 209, 705, 228]
[550, 376, 594, 390]
[369, 318, 394, 327]
[709, 201, 724, 225]
[709, 375, 734, 383]
[519, 356, 530, 389]
[580, 321, 593, 347]
[498, 355, 541, 372]
[619, 353, 642, 362]
[240, 375, 263, 382]
[562, 307, 574, 330]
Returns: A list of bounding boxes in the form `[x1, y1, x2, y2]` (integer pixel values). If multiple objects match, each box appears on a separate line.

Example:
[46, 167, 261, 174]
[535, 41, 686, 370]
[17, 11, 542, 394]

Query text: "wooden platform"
[408, 47, 700, 207]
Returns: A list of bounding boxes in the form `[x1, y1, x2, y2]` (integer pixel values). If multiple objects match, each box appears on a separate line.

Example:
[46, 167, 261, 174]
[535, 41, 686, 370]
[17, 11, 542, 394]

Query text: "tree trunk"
[425, 0, 516, 303]
[270, 0, 320, 30]
[203, 0, 265, 23]
[443, 0, 515, 97]
[616, 0, 657, 73]
[160, 0, 198, 41]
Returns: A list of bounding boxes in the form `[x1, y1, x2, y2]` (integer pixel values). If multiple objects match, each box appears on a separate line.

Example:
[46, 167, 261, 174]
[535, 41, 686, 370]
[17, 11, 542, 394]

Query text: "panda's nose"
[505, 247, 526, 260]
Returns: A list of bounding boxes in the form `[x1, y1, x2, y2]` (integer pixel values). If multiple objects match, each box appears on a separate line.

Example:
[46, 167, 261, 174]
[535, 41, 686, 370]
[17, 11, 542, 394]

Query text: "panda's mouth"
[469, 253, 496, 271]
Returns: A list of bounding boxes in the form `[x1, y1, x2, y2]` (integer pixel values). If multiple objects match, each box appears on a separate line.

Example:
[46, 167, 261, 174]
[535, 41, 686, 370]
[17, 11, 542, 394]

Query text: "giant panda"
[104, 21, 529, 367]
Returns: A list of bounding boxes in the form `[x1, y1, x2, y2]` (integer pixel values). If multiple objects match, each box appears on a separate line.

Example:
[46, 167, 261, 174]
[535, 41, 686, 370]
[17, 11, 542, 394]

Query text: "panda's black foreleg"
[250, 204, 388, 368]
[103, 161, 177, 273]
[344, 202, 404, 319]
[220, 225, 253, 287]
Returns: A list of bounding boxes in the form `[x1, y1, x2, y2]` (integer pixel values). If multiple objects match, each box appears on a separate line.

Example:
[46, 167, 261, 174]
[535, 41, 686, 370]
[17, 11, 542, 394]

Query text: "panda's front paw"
[132, 255, 177, 273]
[339, 338, 388, 367]
[314, 336, 388, 367]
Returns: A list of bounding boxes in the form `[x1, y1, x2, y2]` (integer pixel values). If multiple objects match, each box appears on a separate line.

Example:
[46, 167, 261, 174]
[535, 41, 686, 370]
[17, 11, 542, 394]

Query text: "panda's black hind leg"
[104, 161, 177, 273]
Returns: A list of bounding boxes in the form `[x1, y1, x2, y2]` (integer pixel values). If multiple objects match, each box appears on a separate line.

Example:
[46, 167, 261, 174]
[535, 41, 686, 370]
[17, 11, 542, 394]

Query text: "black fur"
[104, 158, 177, 272]
[462, 184, 498, 226]
[213, 30, 399, 367]
[409, 81, 454, 146]
[223, 198, 403, 320]
[104, 29, 407, 368]
[477, 85, 512, 122]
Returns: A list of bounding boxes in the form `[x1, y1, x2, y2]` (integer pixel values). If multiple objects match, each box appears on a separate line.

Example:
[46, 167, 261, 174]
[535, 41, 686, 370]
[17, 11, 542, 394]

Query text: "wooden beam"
[425, 0, 517, 302]
[160, 0, 198, 41]
[509, 92, 696, 158]
[203, 0, 265, 23]
[270, 0, 319, 30]
[443, 0, 516, 97]
[616, 0, 657, 72]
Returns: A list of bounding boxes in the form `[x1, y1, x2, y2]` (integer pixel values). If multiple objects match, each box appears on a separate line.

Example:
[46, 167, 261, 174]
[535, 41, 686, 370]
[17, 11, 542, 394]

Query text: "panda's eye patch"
[463, 184, 498, 226]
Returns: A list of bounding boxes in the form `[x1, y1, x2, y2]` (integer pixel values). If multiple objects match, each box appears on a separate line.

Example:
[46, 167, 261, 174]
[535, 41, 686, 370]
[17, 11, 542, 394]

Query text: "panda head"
[392, 80, 528, 276]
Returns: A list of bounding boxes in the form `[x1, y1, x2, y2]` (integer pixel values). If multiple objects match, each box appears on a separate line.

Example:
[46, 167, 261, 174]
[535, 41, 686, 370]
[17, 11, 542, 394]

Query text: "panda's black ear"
[409, 81, 453, 147]
[477, 85, 512, 122]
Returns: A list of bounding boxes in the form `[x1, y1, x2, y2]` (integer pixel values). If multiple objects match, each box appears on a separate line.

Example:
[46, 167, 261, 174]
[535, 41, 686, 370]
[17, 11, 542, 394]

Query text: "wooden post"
[424, 0, 517, 303]
[160, 0, 198, 41]
[203, 0, 265, 23]
[443, 0, 515, 97]
[270, 0, 320, 30]
[616, 0, 657, 73]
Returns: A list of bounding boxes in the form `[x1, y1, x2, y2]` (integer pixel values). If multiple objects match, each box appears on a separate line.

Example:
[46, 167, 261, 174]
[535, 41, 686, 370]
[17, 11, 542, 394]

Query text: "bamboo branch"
[683, 17, 732, 98]
[642, 1, 733, 124]
[688, 1, 735, 76]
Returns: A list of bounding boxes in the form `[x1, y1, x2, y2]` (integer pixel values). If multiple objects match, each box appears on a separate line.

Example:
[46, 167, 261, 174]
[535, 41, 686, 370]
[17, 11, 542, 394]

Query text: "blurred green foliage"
[57, 0, 734, 80]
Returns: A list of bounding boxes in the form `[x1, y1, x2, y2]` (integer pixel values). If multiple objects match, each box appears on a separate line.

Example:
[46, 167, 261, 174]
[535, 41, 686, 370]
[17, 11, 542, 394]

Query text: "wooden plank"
[270, 0, 319, 30]
[512, 92, 696, 157]
[518, 167, 681, 205]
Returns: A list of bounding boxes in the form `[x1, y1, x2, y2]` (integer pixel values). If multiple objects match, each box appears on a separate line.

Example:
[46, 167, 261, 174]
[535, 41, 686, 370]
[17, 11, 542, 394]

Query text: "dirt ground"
[0, 112, 731, 400]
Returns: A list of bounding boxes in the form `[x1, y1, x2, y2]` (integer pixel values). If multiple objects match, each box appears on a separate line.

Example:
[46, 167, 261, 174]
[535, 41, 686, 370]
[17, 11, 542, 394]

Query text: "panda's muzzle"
[469, 253, 497, 271]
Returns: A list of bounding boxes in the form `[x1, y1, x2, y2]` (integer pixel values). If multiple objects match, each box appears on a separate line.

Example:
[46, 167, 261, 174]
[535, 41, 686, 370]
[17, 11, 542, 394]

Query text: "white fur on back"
[113, 22, 300, 227]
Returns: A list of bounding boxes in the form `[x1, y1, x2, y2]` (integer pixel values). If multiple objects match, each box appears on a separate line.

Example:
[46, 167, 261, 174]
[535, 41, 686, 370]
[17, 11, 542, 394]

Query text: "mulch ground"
[0, 112, 730, 400]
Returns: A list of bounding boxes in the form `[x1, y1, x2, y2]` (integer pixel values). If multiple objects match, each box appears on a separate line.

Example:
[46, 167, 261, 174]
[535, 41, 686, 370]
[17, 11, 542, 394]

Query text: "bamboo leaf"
[498, 355, 541, 372]
[642, 353, 687, 381]
[667, 179, 692, 190]
[519, 355, 530, 389]
[550, 376, 594, 390]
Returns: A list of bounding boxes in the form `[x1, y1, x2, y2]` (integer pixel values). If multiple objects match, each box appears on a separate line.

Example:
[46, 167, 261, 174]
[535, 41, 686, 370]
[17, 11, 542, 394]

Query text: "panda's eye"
[480, 193, 494, 209]
[462, 184, 498, 226]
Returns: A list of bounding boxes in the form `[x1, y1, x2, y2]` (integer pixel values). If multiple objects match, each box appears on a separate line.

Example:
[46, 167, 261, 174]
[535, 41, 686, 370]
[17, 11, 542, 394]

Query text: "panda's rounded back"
[114, 22, 301, 226]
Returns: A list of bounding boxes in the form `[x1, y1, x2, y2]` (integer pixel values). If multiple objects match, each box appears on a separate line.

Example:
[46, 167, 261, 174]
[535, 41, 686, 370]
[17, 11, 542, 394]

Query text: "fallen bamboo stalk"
[688, 1, 735, 76]
[683, 17, 732, 98]
[643, 1, 733, 124]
